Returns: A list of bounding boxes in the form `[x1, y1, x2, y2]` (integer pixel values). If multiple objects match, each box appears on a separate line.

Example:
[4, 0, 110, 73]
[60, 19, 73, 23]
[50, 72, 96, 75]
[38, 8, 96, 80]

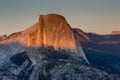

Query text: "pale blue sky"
[0, 0, 120, 35]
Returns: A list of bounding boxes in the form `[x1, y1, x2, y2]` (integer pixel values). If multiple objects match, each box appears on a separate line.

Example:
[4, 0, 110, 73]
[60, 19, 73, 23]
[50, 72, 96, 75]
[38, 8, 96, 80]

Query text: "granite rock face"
[28, 14, 76, 51]
[73, 28, 92, 43]
[0, 13, 120, 80]
[0, 14, 88, 67]
[0, 48, 120, 80]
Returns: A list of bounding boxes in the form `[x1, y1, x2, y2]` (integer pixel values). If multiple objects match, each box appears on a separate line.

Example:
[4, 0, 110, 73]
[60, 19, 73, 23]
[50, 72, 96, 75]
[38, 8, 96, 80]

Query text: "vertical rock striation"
[27, 14, 76, 50]
[27, 14, 88, 62]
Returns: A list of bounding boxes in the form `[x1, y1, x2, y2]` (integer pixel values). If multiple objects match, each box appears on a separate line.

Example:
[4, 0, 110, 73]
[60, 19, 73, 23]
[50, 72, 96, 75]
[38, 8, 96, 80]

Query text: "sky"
[0, 0, 120, 35]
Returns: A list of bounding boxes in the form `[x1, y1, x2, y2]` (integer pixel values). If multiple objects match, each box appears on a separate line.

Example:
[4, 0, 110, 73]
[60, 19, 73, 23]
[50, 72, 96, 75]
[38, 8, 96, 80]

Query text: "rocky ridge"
[0, 14, 120, 80]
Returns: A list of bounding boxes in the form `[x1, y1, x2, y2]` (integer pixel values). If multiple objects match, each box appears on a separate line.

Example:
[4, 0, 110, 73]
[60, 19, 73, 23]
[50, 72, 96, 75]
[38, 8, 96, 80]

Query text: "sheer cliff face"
[28, 14, 76, 51]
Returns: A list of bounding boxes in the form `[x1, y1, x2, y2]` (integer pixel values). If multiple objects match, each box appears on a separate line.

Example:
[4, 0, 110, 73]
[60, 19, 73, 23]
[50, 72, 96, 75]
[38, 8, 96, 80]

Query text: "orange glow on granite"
[27, 14, 76, 51]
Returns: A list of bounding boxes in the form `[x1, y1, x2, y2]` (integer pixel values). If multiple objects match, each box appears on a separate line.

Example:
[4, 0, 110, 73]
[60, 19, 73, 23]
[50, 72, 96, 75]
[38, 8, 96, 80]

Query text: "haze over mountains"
[0, 14, 120, 80]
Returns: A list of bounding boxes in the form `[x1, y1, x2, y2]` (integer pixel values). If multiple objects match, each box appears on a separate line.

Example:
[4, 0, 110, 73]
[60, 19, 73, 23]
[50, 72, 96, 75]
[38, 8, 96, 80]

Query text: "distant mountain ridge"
[111, 31, 120, 35]
[81, 31, 120, 74]
[0, 14, 89, 65]
[87, 32, 120, 44]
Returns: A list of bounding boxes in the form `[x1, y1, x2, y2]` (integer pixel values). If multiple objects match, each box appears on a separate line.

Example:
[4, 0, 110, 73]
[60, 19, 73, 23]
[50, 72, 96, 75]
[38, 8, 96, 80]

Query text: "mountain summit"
[0, 14, 120, 80]
[0, 14, 88, 65]
[27, 14, 88, 62]
[27, 14, 76, 50]
[111, 31, 120, 35]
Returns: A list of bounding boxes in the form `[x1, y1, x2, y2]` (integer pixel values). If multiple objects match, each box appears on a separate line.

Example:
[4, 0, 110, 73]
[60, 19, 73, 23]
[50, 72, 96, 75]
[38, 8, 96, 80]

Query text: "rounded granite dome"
[29, 13, 76, 51]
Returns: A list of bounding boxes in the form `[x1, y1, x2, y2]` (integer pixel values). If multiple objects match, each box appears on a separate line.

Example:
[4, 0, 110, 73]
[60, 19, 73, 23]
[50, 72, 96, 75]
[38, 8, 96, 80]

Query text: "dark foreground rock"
[0, 48, 120, 80]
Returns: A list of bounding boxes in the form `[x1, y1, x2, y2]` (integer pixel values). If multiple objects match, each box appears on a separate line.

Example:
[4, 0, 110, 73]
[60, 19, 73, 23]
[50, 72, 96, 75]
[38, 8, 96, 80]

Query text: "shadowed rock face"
[28, 14, 76, 51]
[73, 28, 92, 43]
